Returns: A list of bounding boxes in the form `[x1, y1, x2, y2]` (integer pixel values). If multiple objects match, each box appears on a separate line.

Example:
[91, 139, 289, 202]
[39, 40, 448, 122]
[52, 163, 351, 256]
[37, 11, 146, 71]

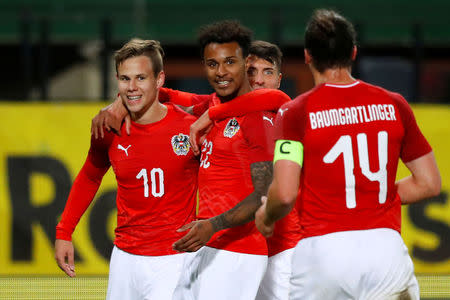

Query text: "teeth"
[128, 96, 141, 100]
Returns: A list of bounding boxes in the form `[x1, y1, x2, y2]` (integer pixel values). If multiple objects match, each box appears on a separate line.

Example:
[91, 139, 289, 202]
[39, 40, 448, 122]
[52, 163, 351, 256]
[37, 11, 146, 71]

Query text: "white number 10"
[136, 168, 165, 198]
[323, 132, 387, 208]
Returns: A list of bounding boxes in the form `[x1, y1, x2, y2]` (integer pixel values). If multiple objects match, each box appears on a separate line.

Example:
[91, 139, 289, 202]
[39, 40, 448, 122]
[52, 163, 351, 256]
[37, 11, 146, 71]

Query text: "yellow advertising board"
[398, 105, 450, 273]
[0, 103, 115, 275]
[0, 103, 449, 276]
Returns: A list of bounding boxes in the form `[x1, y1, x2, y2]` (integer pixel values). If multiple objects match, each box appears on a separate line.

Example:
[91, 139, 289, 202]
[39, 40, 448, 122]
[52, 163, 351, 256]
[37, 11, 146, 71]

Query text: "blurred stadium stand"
[0, 0, 450, 101]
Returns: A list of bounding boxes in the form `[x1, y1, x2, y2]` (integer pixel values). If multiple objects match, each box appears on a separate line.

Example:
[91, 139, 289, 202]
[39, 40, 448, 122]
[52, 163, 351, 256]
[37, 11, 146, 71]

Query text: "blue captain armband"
[273, 140, 303, 166]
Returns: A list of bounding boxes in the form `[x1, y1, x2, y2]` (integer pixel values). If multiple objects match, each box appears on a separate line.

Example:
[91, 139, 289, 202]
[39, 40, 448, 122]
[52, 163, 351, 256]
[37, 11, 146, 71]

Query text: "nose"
[217, 63, 227, 77]
[253, 72, 264, 86]
[128, 79, 137, 91]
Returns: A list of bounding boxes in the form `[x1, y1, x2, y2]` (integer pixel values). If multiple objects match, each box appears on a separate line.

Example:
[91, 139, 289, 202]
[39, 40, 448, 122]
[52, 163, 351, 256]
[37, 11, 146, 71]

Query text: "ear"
[304, 49, 312, 64]
[245, 55, 251, 71]
[277, 73, 282, 89]
[351, 46, 358, 61]
[156, 71, 165, 89]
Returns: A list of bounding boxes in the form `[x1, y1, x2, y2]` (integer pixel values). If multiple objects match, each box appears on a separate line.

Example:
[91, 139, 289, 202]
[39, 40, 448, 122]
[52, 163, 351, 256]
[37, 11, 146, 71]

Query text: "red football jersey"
[197, 95, 274, 255]
[275, 81, 432, 239]
[56, 103, 199, 256]
[266, 206, 302, 257]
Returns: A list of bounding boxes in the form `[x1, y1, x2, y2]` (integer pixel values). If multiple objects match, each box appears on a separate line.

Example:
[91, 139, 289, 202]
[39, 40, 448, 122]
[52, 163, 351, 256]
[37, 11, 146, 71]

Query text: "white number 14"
[323, 132, 387, 208]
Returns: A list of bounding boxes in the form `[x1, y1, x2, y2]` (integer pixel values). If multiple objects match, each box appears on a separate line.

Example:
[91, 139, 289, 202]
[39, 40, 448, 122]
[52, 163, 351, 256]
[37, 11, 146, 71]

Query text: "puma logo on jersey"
[224, 118, 240, 138]
[118, 144, 131, 156]
[278, 108, 288, 116]
[263, 116, 274, 126]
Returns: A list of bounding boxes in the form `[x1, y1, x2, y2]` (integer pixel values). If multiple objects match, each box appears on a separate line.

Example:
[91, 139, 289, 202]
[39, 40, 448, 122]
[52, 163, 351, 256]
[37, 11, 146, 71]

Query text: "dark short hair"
[114, 38, 164, 76]
[305, 9, 356, 73]
[198, 20, 253, 59]
[249, 40, 283, 73]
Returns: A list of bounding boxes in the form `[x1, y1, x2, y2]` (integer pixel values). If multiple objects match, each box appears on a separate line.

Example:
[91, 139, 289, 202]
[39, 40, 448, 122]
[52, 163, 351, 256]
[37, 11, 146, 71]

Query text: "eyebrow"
[206, 56, 238, 61]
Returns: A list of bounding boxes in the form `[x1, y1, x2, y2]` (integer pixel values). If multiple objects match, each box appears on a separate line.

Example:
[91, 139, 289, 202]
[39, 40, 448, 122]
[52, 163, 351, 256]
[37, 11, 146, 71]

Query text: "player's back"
[284, 80, 431, 238]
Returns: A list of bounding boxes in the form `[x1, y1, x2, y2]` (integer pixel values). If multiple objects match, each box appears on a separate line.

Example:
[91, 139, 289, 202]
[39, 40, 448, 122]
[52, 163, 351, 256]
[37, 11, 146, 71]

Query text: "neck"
[311, 66, 356, 86]
[132, 98, 167, 125]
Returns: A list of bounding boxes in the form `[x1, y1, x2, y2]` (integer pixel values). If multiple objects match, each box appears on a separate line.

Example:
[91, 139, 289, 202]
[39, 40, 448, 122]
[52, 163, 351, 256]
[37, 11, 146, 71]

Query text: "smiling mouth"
[127, 95, 141, 101]
[216, 80, 231, 87]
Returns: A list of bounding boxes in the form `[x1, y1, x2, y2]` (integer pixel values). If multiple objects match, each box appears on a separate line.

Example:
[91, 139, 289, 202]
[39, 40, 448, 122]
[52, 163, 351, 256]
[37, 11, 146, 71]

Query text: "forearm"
[397, 152, 441, 204]
[396, 175, 440, 204]
[264, 182, 294, 224]
[208, 89, 290, 120]
[56, 158, 109, 240]
[263, 159, 301, 224]
[210, 161, 273, 232]
[210, 193, 262, 232]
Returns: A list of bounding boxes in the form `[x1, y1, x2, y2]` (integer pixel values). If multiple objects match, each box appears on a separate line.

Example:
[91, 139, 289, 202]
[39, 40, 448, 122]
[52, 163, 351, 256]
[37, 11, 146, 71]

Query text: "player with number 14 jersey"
[277, 80, 431, 238]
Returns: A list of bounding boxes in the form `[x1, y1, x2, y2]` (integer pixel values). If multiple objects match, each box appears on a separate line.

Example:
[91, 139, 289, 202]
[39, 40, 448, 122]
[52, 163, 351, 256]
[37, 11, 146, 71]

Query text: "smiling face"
[247, 55, 281, 90]
[203, 42, 251, 102]
[117, 55, 164, 121]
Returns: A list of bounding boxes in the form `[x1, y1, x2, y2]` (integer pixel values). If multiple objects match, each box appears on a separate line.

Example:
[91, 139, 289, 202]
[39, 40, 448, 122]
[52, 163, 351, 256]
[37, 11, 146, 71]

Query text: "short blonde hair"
[114, 38, 164, 76]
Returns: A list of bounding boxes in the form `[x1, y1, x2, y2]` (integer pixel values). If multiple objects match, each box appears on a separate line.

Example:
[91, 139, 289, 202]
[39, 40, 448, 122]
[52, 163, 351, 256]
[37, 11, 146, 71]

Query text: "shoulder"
[90, 130, 115, 150]
[165, 103, 197, 124]
[278, 89, 314, 118]
[358, 80, 408, 103]
[358, 80, 413, 116]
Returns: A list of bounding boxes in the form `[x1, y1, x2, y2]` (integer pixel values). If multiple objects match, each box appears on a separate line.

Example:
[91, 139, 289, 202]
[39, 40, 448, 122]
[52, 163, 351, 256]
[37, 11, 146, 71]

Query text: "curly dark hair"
[198, 20, 253, 59]
[305, 9, 357, 73]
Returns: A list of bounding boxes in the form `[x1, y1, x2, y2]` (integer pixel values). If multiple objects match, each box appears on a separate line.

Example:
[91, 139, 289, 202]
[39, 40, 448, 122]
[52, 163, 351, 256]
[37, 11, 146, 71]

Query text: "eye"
[247, 68, 256, 76]
[264, 70, 274, 75]
[206, 61, 217, 68]
[138, 75, 146, 81]
[225, 59, 235, 65]
[119, 76, 129, 81]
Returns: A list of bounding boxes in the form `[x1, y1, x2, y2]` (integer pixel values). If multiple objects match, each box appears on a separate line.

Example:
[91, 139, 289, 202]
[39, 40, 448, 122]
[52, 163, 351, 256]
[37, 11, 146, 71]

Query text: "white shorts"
[290, 228, 419, 300]
[106, 246, 187, 300]
[173, 246, 267, 300]
[255, 248, 294, 300]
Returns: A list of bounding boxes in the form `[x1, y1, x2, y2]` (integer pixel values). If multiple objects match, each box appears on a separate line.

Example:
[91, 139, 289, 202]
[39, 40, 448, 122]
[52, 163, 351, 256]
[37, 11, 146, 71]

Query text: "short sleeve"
[394, 94, 432, 162]
[273, 97, 307, 143]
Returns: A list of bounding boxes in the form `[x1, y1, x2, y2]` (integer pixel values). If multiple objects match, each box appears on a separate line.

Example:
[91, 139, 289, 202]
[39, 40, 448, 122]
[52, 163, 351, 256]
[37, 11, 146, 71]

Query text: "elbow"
[274, 190, 297, 208]
[421, 173, 442, 199]
[429, 177, 442, 198]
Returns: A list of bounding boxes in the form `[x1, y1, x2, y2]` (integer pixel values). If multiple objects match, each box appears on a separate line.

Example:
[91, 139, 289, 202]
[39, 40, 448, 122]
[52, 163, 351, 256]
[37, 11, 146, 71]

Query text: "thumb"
[177, 222, 195, 232]
[261, 196, 268, 205]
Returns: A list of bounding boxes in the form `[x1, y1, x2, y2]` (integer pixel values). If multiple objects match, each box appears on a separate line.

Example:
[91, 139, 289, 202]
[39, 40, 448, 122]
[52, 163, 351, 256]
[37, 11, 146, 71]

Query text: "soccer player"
[247, 40, 282, 90]
[54, 38, 199, 300]
[169, 20, 275, 300]
[255, 9, 441, 300]
[246, 40, 302, 300]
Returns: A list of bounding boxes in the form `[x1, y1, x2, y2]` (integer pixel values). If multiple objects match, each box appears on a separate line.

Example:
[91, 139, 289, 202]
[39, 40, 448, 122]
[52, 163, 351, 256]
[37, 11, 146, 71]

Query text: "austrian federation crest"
[224, 118, 240, 138]
[171, 133, 190, 156]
